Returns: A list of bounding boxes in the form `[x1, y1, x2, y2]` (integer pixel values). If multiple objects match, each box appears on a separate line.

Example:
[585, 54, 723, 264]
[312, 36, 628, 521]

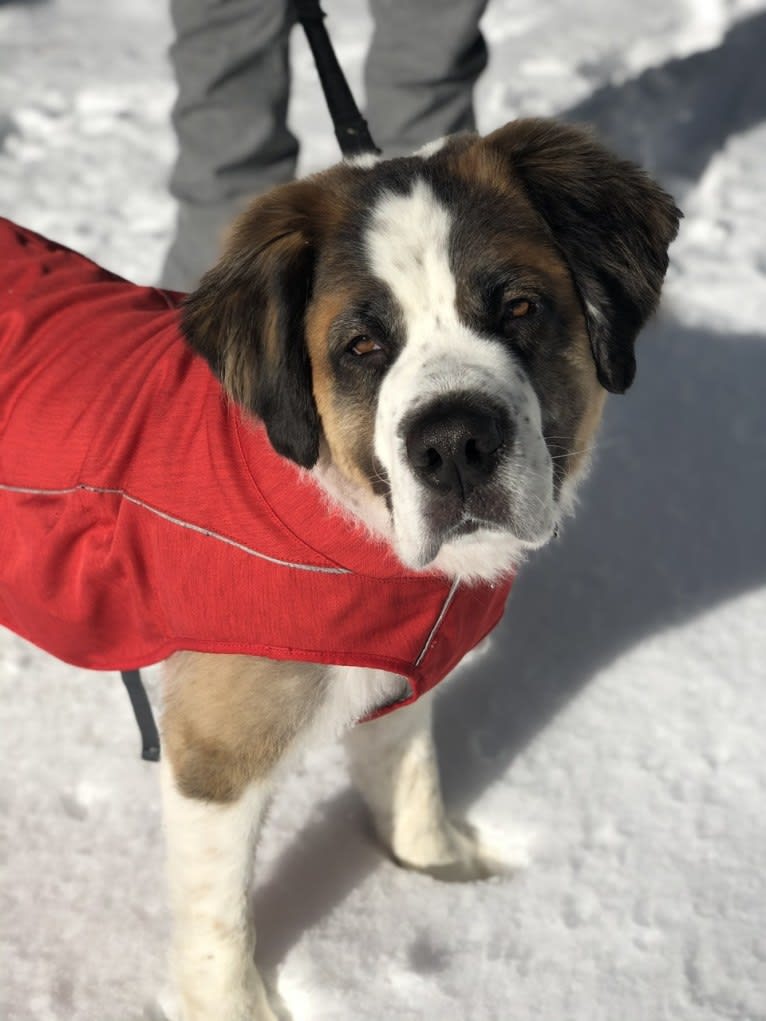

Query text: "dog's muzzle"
[404, 396, 507, 499]
[400, 394, 515, 551]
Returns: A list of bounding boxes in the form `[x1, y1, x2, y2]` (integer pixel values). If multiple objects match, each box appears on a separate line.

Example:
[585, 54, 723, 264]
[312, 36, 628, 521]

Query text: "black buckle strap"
[120, 670, 161, 761]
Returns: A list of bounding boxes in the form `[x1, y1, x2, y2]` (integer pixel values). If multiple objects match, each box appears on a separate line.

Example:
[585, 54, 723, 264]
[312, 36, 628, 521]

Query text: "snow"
[1, 1, 765, 1019]
[666, 123, 766, 333]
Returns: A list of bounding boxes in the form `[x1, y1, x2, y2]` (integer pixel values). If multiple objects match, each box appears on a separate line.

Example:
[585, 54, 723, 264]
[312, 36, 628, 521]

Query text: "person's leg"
[161, 0, 297, 291]
[365, 0, 490, 156]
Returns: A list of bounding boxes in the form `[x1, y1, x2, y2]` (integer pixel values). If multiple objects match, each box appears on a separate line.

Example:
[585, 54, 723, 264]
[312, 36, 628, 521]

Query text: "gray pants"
[161, 0, 489, 290]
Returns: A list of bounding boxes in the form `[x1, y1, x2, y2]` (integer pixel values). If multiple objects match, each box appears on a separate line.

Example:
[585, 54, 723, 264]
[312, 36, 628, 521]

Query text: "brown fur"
[483, 120, 680, 393]
[163, 653, 329, 802]
[182, 168, 360, 468]
[563, 325, 608, 477]
[305, 287, 379, 489]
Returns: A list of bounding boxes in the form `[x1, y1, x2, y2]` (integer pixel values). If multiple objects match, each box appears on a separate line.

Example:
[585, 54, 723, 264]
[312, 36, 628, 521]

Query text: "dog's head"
[182, 119, 680, 579]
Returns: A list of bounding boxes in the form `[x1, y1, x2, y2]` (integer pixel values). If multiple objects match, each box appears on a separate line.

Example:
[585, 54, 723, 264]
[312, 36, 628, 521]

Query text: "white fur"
[345, 152, 380, 169]
[366, 179, 555, 579]
[311, 454, 395, 544]
[414, 136, 449, 159]
[344, 692, 500, 876]
[161, 764, 274, 1021]
[307, 665, 408, 742]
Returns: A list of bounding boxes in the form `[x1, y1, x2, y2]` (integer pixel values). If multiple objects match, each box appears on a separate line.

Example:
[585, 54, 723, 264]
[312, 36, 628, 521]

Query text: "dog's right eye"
[349, 335, 383, 356]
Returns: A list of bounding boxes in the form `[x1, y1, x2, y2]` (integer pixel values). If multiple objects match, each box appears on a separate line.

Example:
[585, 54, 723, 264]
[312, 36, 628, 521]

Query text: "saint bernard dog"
[156, 119, 680, 1020]
[5, 117, 681, 1021]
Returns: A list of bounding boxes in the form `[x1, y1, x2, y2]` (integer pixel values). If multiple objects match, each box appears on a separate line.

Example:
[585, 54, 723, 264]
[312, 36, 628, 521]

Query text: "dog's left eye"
[504, 298, 536, 320]
[348, 335, 383, 356]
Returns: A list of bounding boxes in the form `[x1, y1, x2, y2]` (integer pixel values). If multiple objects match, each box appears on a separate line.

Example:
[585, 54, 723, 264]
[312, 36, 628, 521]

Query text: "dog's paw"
[157, 973, 281, 1021]
[393, 818, 522, 883]
[155, 985, 181, 1021]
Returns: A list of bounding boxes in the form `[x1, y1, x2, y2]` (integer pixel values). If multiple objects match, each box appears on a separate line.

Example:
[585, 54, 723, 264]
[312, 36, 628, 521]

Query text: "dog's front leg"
[160, 652, 329, 1021]
[345, 689, 504, 881]
[160, 765, 275, 1021]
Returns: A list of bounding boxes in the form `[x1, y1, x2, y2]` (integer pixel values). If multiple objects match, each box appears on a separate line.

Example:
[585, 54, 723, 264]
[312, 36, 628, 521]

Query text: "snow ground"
[1, 1, 765, 1019]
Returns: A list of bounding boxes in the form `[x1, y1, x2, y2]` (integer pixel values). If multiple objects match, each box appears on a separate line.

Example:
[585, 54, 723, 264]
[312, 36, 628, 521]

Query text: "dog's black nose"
[405, 400, 506, 497]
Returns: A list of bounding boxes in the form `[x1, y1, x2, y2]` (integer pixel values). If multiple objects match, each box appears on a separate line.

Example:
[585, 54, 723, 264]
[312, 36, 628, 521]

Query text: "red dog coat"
[0, 219, 513, 716]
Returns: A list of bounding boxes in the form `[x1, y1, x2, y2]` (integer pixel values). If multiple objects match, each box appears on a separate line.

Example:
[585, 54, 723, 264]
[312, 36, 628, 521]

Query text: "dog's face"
[183, 120, 679, 580]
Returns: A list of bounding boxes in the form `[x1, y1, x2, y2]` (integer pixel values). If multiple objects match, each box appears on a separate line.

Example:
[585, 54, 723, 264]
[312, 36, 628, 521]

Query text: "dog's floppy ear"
[485, 119, 681, 393]
[182, 179, 329, 468]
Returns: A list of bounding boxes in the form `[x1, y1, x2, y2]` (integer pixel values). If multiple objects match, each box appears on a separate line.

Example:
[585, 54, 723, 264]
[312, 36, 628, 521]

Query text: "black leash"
[120, 0, 376, 762]
[293, 0, 380, 158]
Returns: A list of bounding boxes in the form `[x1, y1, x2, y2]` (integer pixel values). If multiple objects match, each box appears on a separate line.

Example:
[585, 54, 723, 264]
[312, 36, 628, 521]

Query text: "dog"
[0, 119, 679, 1020]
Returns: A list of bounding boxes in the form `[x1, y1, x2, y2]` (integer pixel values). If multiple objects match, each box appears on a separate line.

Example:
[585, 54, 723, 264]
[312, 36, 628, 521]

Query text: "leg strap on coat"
[120, 670, 161, 761]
